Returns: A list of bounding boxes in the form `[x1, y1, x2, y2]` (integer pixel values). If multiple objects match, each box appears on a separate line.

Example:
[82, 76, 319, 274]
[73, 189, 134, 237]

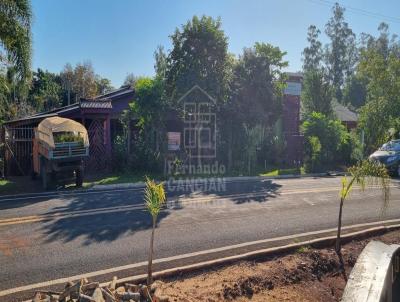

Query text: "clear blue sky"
[31, 0, 400, 87]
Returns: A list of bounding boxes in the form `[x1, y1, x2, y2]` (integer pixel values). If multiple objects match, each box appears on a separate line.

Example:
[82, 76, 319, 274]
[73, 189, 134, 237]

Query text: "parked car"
[369, 139, 400, 176]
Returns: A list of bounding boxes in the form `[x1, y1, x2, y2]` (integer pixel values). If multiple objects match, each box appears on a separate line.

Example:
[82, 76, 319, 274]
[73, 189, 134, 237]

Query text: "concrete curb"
[106, 223, 400, 288]
[90, 172, 333, 191]
[17, 222, 399, 302]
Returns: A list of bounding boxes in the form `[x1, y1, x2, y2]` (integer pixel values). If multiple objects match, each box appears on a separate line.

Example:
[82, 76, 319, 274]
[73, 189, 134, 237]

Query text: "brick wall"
[282, 94, 300, 134]
[282, 74, 304, 165]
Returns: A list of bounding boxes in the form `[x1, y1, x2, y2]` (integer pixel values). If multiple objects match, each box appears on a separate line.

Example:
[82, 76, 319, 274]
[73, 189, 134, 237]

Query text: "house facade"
[2, 74, 309, 176]
[332, 101, 358, 130]
[2, 86, 135, 175]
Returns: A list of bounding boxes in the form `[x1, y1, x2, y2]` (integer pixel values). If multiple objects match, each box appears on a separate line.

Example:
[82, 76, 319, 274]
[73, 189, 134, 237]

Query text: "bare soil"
[160, 230, 400, 302]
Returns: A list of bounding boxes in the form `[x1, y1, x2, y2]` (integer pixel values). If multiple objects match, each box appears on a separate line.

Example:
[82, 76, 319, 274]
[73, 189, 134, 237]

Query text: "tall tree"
[60, 63, 74, 105]
[339, 22, 400, 130]
[60, 62, 103, 103]
[95, 76, 113, 95]
[0, 66, 33, 120]
[72, 62, 97, 100]
[301, 69, 333, 117]
[358, 46, 400, 153]
[165, 15, 230, 107]
[342, 74, 367, 108]
[324, 3, 357, 102]
[302, 25, 323, 72]
[28, 68, 62, 111]
[220, 43, 287, 172]
[0, 0, 32, 82]
[154, 45, 167, 80]
[123, 73, 139, 88]
[230, 42, 288, 128]
[360, 23, 400, 59]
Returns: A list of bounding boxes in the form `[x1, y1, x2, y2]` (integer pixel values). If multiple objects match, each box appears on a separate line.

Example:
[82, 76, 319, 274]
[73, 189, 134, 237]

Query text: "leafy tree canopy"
[360, 23, 400, 59]
[302, 112, 353, 171]
[60, 62, 105, 104]
[342, 74, 367, 109]
[229, 42, 288, 128]
[165, 15, 230, 107]
[0, 0, 32, 82]
[58, 62, 114, 107]
[324, 3, 357, 101]
[154, 45, 167, 80]
[28, 68, 62, 112]
[302, 25, 323, 72]
[301, 69, 333, 118]
[123, 73, 139, 88]
[95, 76, 113, 95]
[128, 77, 164, 130]
[358, 36, 400, 153]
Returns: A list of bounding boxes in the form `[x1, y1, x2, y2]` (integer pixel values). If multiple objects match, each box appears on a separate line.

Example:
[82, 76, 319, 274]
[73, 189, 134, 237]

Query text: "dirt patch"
[161, 230, 400, 301]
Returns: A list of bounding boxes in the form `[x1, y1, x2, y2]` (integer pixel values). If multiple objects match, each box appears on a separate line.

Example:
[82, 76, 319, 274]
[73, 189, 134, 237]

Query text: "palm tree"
[144, 177, 166, 285]
[336, 160, 390, 276]
[0, 0, 32, 81]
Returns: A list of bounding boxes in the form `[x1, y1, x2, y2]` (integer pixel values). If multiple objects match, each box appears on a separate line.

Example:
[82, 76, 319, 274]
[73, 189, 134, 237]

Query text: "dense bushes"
[302, 112, 358, 172]
[112, 77, 165, 173]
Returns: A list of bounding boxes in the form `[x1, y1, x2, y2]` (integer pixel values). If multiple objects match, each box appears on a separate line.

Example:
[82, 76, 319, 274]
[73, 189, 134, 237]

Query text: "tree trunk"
[147, 216, 156, 285]
[227, 127, 233, 173]
[127, 120, 131, 155]
[247, 156, 250, 175]
[335, 197, 344, 254]
[335, 197, 347, 280]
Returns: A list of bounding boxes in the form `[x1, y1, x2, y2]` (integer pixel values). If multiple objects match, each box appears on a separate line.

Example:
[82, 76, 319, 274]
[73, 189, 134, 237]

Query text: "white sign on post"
[168, 132, 181, 151]
[284, 82, 302, 96]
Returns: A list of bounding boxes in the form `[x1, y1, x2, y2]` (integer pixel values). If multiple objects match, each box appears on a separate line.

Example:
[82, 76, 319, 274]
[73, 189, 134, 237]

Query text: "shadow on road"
[169, 179, 282, 204]
[42, 205, 171, 245]
[0, 197, 49, 211]
[35, 179, 281, 245]
[39, 188, 173, 245]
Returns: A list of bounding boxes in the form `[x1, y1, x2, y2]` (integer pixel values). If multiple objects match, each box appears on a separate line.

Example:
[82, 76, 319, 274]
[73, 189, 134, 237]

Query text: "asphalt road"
[1, 176, 400, 301]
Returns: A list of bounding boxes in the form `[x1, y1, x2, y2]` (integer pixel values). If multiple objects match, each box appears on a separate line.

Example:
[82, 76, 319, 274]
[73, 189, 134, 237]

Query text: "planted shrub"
[54, 132, 84, 145]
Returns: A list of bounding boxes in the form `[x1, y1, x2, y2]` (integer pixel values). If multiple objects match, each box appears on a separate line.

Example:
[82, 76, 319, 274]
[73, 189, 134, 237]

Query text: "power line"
[306, 0, 400, 24]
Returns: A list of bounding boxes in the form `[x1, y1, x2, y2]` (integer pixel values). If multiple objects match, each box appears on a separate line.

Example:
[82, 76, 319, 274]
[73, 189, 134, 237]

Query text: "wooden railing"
[49, 142, 89, 159]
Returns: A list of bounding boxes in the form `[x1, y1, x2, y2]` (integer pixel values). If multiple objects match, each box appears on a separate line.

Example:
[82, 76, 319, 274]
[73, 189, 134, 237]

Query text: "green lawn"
[83, 166, 307, 188]
[83, 172, 164, 187]
[0, 178, 43, 195]
[0, 179, 16, 194]
[259, 167, 304, 177]
[0, 166, 309, 195]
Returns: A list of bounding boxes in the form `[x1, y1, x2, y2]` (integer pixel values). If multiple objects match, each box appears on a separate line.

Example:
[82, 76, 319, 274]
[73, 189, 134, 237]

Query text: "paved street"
[1, 176, 400, 301]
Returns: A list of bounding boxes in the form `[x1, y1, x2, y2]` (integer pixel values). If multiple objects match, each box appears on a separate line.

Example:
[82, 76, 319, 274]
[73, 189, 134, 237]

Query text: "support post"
[104, 116, 112, 157]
